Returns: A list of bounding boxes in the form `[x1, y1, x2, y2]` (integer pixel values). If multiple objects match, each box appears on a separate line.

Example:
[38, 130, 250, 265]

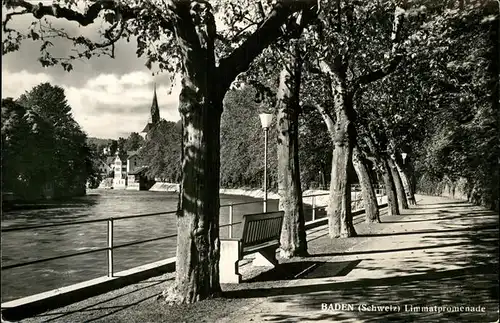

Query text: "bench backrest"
[240, 211, 284, 248]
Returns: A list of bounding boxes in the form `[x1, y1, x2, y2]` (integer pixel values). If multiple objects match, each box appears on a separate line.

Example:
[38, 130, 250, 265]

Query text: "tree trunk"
[381, 158, 400, 216]
[387, 158, 408, 210]
[323, 68, 356, 238]
[353, 146, 380, 223]
[173, 95, 222, 303]
[404, 158, 418, 195]
[394, 158, 416, 204]
[277, 42, 308, 258]
[166, 5, 221, 304]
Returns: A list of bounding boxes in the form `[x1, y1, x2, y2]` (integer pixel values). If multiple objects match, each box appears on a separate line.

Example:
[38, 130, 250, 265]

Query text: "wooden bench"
[219, 211, 284, 284]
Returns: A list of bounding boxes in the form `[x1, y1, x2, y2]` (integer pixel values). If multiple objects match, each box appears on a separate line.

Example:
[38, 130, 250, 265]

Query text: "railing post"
[312, 196, 316, 221]
[228, 205, 233, 239]
[107, 218, 114, 277]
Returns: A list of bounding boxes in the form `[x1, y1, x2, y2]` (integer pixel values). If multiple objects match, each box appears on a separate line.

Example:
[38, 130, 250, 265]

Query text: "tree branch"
[354, 55, 403, 86]
[217, 0, 316, 93]
[3, 0, 177, 67]
[305, 102, 336, 141]
[4, 0, 139, 26]
[3, 9, 28, 32]
[352, 4, 406, 90]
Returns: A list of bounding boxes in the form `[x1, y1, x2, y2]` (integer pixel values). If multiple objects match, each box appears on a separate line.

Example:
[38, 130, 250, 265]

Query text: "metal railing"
[302, 186, 385, 223]
[1, 199, 278, 277]
[1, 210, 179, 275]
[1, 185, 385, 279]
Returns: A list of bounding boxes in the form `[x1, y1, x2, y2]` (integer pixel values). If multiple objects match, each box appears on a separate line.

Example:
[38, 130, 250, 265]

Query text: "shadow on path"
[222, 195, 499, 322]
[246, 260, 363, 282]
[354, 224, 499, 238]
[311, 241, 472, 257]
[246, 264, 498, 322]
[224, 265, 496, 299]
[383, 212, 498, 223]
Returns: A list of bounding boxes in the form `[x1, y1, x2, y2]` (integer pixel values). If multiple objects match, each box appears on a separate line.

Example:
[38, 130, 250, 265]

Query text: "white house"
[112, 151, 127, 189]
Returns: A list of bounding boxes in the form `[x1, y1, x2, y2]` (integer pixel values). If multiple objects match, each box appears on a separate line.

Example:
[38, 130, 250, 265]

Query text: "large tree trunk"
[166, 4, 221, 304]
[387, 158, 408, 210]
[353, 145, 380, 223]
[174, 96, 222, 303]
[321, 62, 356, 238]
[277, 42, 308, 258]
[381, 158, 400, 216]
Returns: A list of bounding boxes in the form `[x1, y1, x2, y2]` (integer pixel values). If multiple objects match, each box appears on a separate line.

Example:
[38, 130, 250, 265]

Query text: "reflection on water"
[1, 189, 284, 302]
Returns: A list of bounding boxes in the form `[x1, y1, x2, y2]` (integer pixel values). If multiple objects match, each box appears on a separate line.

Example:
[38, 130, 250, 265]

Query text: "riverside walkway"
[16, 195, 499, 323]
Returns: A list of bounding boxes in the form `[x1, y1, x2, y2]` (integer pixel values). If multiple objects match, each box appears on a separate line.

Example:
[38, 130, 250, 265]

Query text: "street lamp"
[401, 152, 408, 164]
[259, 113, 273, 212]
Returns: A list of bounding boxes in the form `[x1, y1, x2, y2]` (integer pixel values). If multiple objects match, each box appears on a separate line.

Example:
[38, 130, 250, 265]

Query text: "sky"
[1, 4, 182, 140]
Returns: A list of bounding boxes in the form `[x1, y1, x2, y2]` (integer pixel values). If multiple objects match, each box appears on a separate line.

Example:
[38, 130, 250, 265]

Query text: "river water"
[1, 189, 302, 302]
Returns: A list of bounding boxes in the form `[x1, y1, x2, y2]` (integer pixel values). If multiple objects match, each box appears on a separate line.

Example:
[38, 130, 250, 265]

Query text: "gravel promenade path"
[16, 195, 499, 323]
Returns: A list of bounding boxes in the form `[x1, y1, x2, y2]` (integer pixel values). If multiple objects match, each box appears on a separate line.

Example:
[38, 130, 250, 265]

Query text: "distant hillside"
[87, 137, 113, 147]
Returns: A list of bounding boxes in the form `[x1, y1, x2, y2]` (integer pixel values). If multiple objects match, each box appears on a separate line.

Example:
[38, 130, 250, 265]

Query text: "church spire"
[142, 82, 161, 138]
[150, 82, 160, 125]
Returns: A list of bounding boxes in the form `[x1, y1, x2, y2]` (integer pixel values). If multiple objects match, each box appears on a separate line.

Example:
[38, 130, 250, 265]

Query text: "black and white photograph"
[1, 0, 499, 322]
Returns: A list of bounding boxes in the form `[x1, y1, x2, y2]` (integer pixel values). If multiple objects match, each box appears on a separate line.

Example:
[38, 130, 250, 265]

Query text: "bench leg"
[252, 247, 278, 267]
[219, 240, 242, 284]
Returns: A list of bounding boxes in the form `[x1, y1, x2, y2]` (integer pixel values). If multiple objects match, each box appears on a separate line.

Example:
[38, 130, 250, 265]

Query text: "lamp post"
[259, 113, 273, 212]
[319, 169, 326, 190]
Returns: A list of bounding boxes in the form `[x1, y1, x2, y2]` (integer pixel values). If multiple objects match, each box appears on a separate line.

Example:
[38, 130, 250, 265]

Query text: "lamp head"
[259, 113, 273, 129]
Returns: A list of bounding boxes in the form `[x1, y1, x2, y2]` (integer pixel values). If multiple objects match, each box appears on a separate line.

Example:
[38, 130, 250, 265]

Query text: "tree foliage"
[1, 83, 95, 199]
[298, 104, 332, 188]
[412, 4, 499, 210]
[356, 2, 499, 211]
[124, 132, 145, 152]
[220, 85, 278, 189]
[220, 85, 334, 191]
[140, 120, 181, 182]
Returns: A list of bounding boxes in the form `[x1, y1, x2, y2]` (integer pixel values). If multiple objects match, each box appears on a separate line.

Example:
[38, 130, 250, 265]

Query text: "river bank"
[1, 186, 383, 304]
[1, 189, 276, 302]
[149, 182, 331, 206]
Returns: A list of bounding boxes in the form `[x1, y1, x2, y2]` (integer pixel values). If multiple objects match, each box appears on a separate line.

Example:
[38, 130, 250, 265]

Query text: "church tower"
[141, 83, 161, 139]
[150, 82, 160, 125]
